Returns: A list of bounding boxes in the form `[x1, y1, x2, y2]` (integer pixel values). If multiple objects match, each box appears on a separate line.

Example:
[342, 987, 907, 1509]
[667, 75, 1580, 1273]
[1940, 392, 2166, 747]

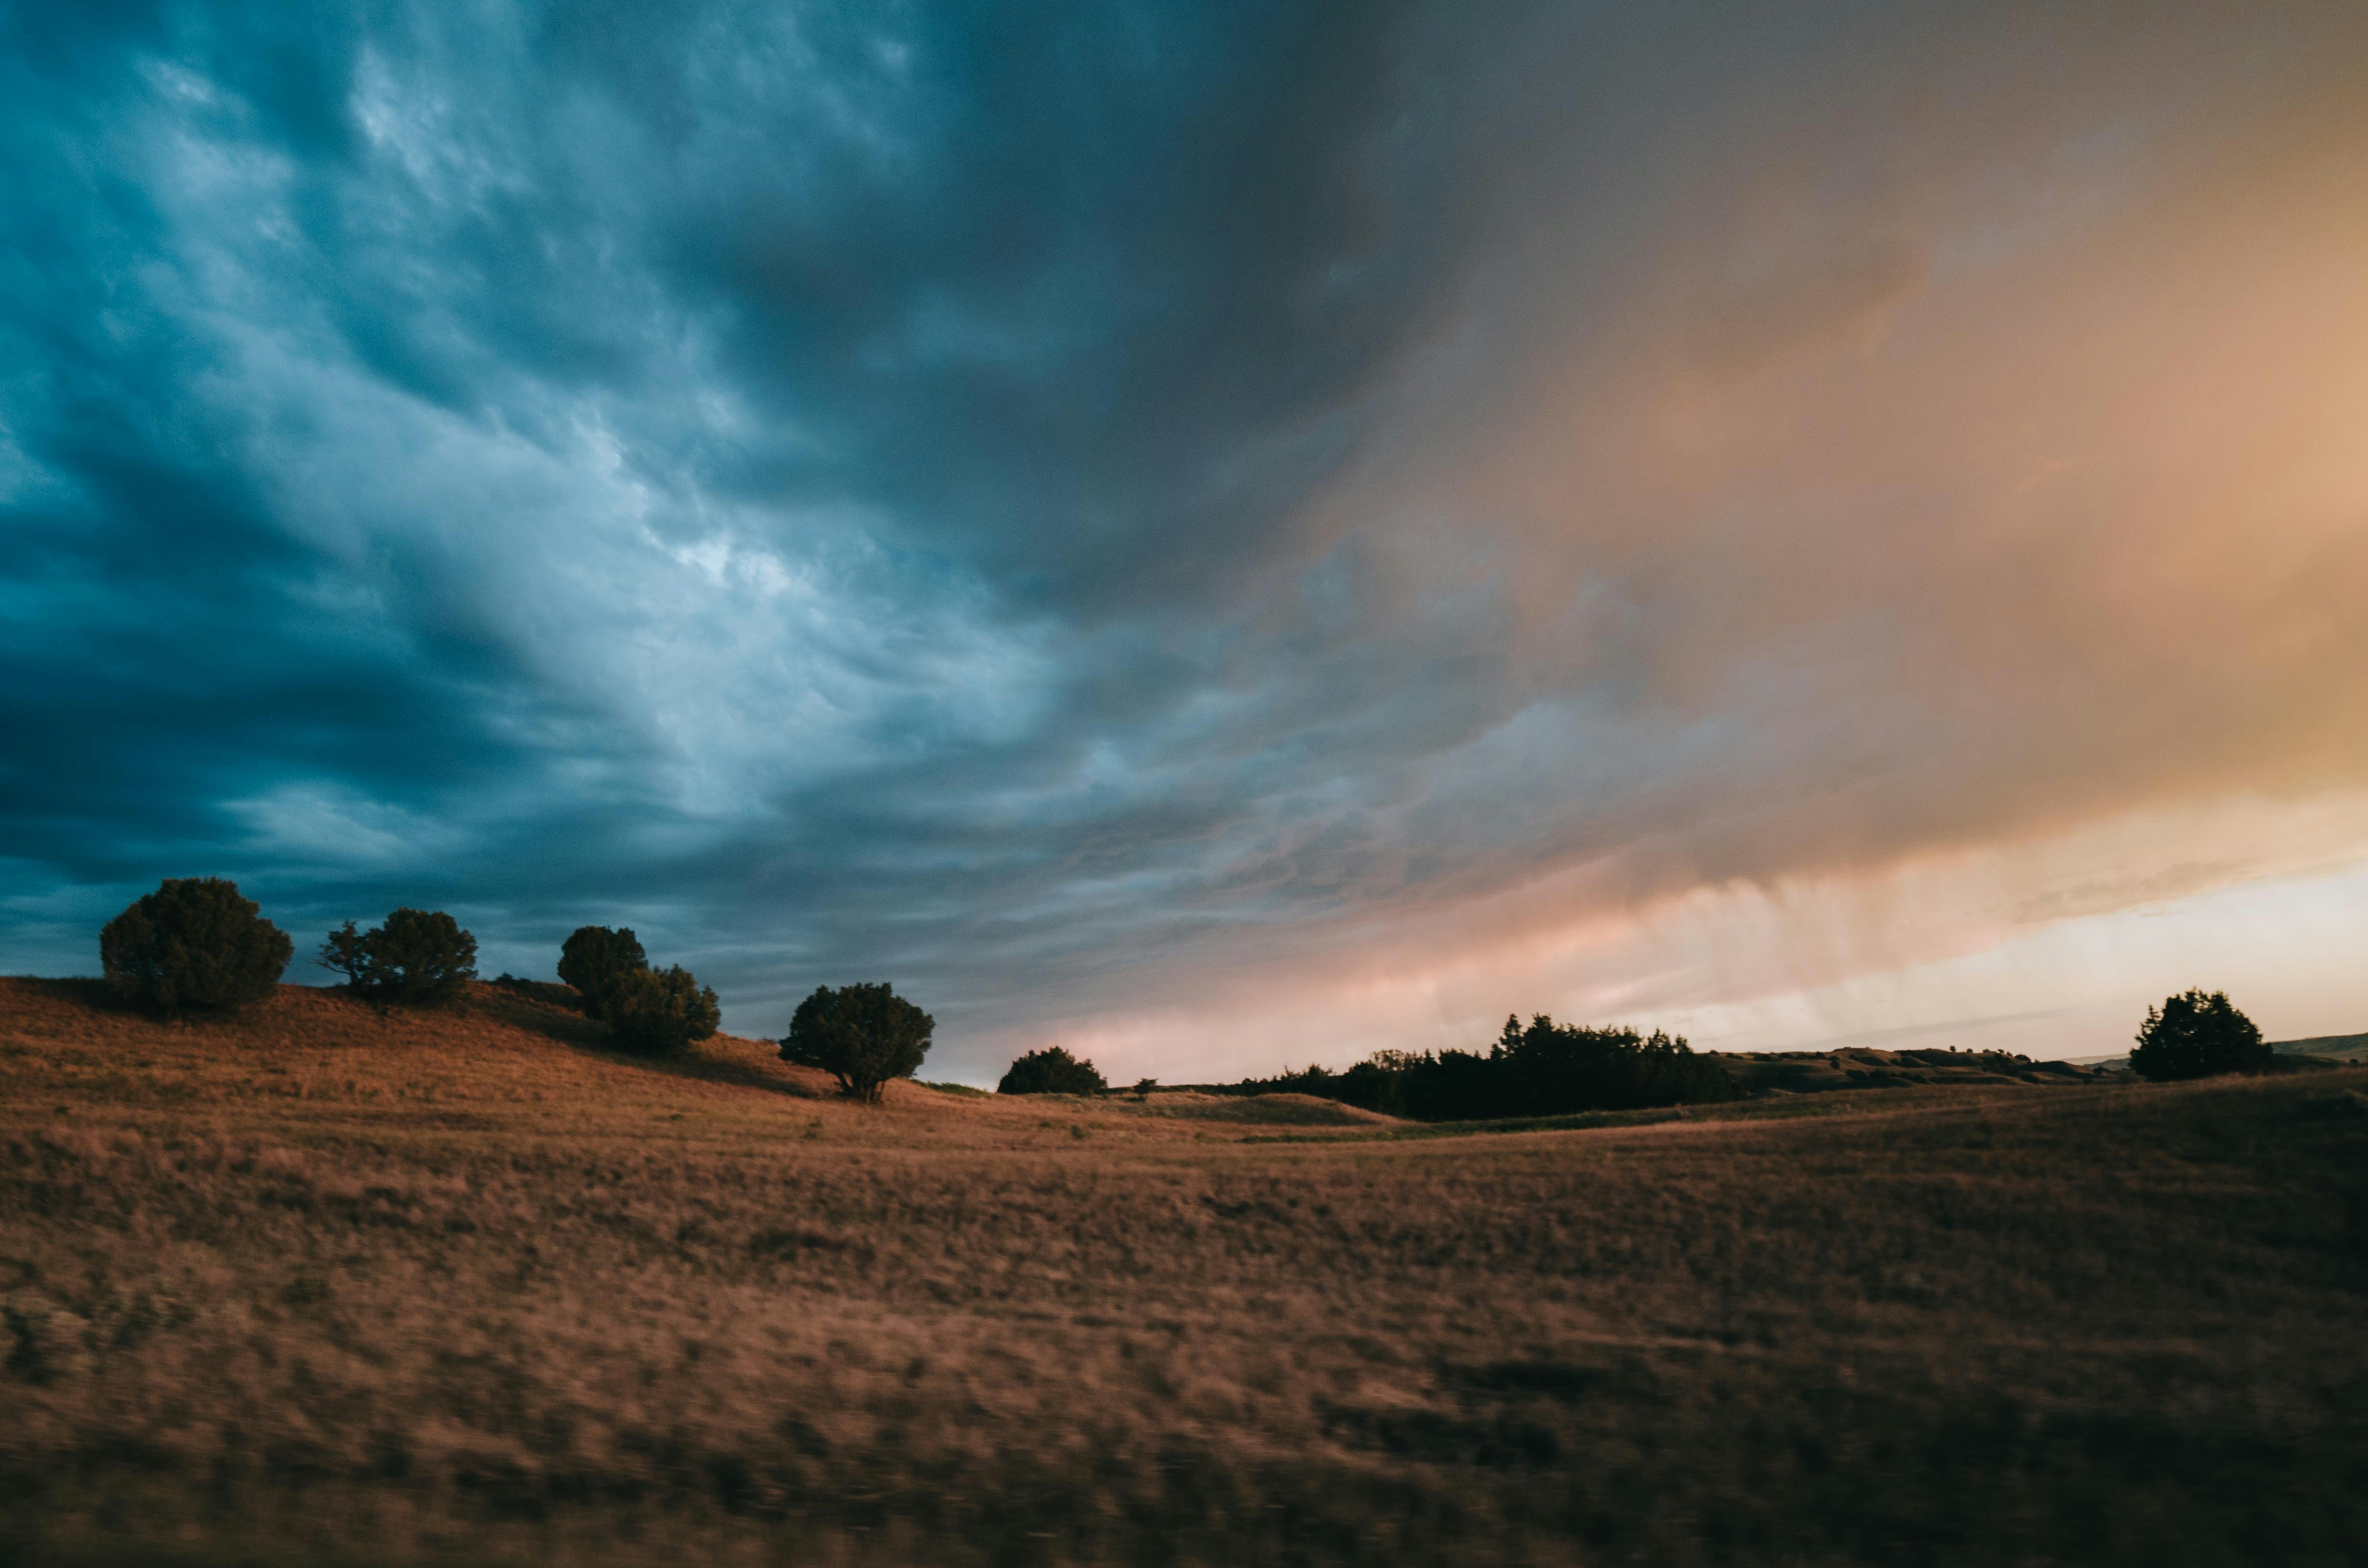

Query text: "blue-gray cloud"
[0, 0, 1485, 1039]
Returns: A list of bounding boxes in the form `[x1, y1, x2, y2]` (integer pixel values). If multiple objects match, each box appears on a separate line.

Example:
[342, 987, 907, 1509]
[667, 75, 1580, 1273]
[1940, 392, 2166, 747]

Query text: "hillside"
[4, 978, 2366, 1566]
[1709, 1045, 2108, 1095]
[2277, 1031, 2368, 1062]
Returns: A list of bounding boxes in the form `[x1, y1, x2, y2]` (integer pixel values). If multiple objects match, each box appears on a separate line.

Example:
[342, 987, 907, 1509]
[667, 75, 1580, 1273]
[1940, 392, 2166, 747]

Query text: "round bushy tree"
[997, 1045, 1107, 1096]
[2131, 988, 2271, 1080]
[779, 982, 933, 1103]
[372, 908, 478, 1003]
[321, 909, 477, 1005]
[607, 965, 722, 1055]
[99, 877, 292, 1012]
[557, 925, 647, 1019]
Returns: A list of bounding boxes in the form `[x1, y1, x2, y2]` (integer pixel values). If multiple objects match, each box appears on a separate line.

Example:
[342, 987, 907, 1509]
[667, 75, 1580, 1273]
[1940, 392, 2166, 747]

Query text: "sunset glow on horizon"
[6, 1, 2366, 1081]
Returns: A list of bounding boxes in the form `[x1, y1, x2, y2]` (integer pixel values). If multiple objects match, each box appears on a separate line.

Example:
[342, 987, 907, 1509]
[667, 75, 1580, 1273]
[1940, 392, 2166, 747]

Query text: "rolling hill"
[2276, 1031, 2368, 1062]
[1709, 1045, 2108, 1094]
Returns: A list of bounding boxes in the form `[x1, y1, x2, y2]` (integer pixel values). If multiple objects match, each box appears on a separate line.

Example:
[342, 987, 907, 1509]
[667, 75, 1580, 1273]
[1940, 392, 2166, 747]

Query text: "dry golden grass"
[2, 977, 2365, 1566]
[1711, 1045, 2106, 1095]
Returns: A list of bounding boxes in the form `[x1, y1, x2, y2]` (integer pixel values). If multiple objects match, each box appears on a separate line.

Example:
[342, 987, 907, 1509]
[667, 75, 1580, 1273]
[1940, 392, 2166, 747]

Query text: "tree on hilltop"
[100, 877, 292, 1012]
[2131, 989, 2270, 1080]
[606, 964, 722, 1055]
[552, 925, 721, 1054]
[780, 982, 933, 1103]
[557, 925, 648, 1018]
[998, 1045, 1107, 1095]
[319, 908, 477, 1005]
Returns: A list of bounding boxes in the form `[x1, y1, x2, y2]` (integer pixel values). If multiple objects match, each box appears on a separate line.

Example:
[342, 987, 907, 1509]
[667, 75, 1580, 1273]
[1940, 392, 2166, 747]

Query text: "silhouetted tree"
[318, 921, 369, 988]
[1227, 1016, 1740, 1122]
[1334, 1059, 1400, 1114]
[997, 1045, 1108, 1095]
[606, 964, 722, 1055]
[780, 982, 934, 1103]
[1403, 1048, 1505, 1121]
[2131, 989, 2271, 1080]
[99, 877, 292, 1013]
[321, 908, 477, 1005]
[557, 925, 648, 1019]
[1498, 1014, 1740, 1115]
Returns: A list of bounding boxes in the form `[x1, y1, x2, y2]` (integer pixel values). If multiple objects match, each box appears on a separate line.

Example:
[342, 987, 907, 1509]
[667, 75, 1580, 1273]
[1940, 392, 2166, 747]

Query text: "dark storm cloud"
[0, 0, 1505, 1046]
[7, 1, 2368, 1078]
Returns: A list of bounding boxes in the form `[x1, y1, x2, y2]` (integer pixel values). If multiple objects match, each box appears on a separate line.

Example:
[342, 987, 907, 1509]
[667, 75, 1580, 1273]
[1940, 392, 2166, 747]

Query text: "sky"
[5, 1, 2366, 1083]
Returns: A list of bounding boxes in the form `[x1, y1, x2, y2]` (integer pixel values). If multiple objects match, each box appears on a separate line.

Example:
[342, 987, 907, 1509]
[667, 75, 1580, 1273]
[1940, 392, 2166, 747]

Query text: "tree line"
[990, 1020, 1744, 1120]
[1212, 1015, 1744, 1121]
[91, 876, 931, 1097]
[995, 994, 2292, 1111]
[89, 876, 2294, 1116]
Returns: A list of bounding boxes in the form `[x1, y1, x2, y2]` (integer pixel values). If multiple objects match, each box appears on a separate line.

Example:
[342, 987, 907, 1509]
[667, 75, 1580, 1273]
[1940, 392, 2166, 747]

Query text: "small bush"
[99, 877, 292, 1012]
[779, 982, 933, 1103]
[319, 909, 478, 1005]
[997, 1046, 1108, 1096]
[2132, 989, 2270, 1081]
[557, 926, 648, 1020]
[606, 965, 722, 1055]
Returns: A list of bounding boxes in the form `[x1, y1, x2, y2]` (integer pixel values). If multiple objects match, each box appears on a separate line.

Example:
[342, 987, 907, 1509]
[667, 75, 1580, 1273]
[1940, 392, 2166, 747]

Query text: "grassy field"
[2, 977, 2365, 1566]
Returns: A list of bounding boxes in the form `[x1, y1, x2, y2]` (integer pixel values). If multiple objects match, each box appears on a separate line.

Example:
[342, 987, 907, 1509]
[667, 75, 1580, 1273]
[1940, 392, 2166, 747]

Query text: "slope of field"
[1134, 1090, 1405, 1126]
[3, 978, 2366, 1567]
[1711, 1045, 2107, 1095]
[2276, 1032, 2368, 1062]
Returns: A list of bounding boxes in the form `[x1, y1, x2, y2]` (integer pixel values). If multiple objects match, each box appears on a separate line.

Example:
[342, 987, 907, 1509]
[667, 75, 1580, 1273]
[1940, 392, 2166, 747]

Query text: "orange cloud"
[1021, 11, 2368, 1074]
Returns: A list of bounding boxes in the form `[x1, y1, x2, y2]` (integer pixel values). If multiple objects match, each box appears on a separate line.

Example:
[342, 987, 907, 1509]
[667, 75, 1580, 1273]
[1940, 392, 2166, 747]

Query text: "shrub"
[318, 921, 369, 989]
[557, 926, 648, 1019]
[606, 964, 722, 1055]
[997, 1046, 1108, 1096]
[779, 982, 934, 1103]
[2132, 989, 2271, 1081]
[99, 877, 292, 1012]
[319, 908, 477, 1005]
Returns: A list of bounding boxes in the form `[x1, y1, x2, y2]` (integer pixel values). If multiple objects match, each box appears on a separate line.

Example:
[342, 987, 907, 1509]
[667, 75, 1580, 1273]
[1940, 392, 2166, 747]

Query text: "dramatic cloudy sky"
[7, 1, 2367, 1080]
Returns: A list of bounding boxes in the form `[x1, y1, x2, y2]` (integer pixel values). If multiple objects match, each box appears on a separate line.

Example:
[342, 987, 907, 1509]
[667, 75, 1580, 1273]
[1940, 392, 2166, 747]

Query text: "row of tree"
[993, 991, 2286, 1108]
[93, 877, 934, 1092]
[86, 878, 2295, 1111]
[1218, 1015, 1743, 1121]
[97, 879, 726, 1054]
[989, 1017, 1741, 1121]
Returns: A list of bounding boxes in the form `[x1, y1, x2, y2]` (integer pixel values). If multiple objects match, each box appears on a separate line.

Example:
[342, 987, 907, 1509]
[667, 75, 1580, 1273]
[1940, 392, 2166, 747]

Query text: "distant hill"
[2274, 1032, 2368, 1061]
[1710, 1044, 2107, 1096]
[2065, 1032, 2365, 1071]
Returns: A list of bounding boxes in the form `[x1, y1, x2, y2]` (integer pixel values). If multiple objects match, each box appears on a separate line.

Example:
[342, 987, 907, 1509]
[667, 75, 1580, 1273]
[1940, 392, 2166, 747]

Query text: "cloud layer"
[6, 1, 2366, 1077]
